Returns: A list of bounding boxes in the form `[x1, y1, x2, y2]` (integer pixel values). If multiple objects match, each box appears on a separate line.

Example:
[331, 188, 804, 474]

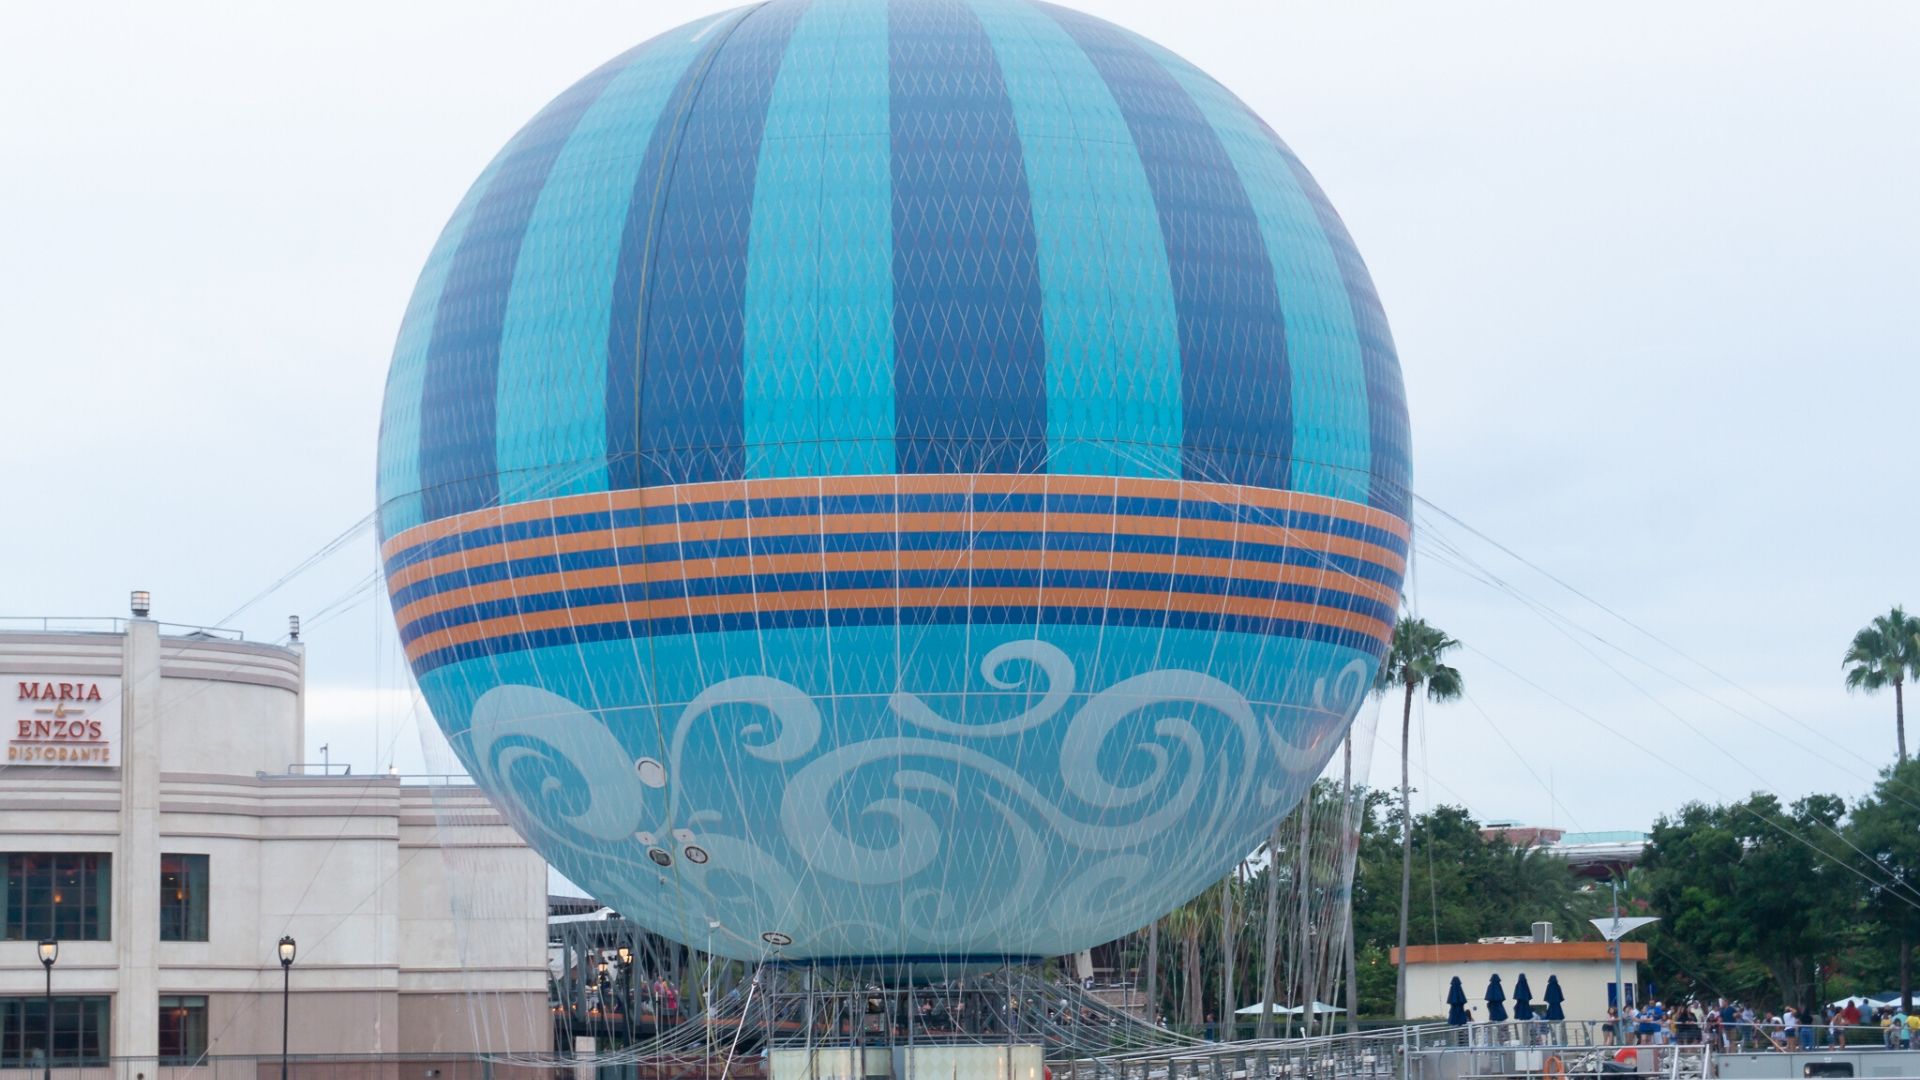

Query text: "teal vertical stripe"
[493, 14, 735, 506]
[376, 153, 507, 540]
[1152, 49, 1372, 503]
[742, 0, 894, 479]
[972, 0, 1180, 479]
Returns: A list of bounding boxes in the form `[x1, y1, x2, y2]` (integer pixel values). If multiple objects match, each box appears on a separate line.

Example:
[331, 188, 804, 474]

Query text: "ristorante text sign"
[10, 677, 120, 766]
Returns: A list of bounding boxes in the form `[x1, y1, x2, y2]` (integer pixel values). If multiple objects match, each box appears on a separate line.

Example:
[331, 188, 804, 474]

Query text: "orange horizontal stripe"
[381, 475, 1410, 560]
[384, 511, 1406, 594]
[393, 546, 1402, 629]
[402, 587, 1393, 664]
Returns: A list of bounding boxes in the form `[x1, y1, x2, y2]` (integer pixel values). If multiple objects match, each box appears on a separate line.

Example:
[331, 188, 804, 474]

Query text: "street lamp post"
[618, 944, 635, 1046]
[278, 936, 297, 1080]
[1610, 879, 1622, 1011]
[706, 920, 722, 1080]
[37, 939, 57, 1080]
[1591, 882, 1657, 1028]
[597, 961, 612, 1047]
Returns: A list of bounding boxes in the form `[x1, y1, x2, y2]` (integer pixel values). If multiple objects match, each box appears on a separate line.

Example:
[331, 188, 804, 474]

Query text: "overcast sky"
[3, 2, 1916, 837]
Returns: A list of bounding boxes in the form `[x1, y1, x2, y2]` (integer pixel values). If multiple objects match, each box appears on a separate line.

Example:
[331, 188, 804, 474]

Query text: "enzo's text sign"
[10, 677, 120, 765]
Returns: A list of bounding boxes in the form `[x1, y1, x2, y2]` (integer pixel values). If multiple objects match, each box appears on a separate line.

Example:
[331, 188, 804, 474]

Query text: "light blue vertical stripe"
[1150, 48, 1372, 503]
[742, 0, 894, 479]
[376, 154, 507, 540]
[493, 14, 733, 505]
[971, 0, 1180, 479]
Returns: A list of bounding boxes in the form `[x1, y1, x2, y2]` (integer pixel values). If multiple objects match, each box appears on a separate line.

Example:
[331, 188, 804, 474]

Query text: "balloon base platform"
[561, 963, 1202, 1067]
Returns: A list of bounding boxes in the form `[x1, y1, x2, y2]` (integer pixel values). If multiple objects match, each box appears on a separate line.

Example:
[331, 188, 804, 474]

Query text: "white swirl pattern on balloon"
[466, 684, 647, 848]
[459, 639, 1367, 959]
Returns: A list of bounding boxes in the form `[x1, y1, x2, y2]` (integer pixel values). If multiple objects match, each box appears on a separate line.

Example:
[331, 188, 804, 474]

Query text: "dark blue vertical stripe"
[1276, 149, 1412, 518]
[889, 0, 1049, 476]
[1041, 3, 1292, 490]
[610, 2, 811, 490]
[416, 49, 638, 522]
[603, 30, 723, 495]
[604, 44, 722, 494]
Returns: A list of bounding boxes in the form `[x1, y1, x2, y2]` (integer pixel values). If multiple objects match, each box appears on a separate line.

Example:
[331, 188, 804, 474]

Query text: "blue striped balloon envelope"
[377, 0, 1410, 964]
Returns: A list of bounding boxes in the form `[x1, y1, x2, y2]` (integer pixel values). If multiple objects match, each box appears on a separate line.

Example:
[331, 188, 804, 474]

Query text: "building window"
[0, 995, 111, 1066]
[157, 995, 208, 1064]
[2, 853, 111, 941]
[160, 854, 209, 942]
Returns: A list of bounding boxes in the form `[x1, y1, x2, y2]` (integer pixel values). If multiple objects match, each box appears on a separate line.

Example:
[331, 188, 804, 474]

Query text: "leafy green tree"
[1638, 793, 1854, 1007]
[1375, 617, 1464, 1018]
[1347, 802, 1589, 1017]
[1845, 759, 1920, 1008]
[1844, 606, 1920, 763]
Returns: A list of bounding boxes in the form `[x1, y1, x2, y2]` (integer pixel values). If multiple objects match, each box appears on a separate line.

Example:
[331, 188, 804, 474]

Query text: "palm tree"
[1255, 824, 1284, 1039]
[1219, 867, 1236, 1038]
[1342, 736, 1361, 1034]
[1844, 606, 1920, 763]
[1375, 616, 1464, 1020]
[1163, 891, 1212, 1031]
[1145, 918, 1160, 1026]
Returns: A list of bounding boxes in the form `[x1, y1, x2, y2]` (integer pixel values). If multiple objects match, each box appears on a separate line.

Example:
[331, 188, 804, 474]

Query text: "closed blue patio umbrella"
[1512, 974, 1536, 1021]
[1447, 976, 1470, 1026]
[1543, 975, 1566, 1022]
[1485, 974, 1509, 1022]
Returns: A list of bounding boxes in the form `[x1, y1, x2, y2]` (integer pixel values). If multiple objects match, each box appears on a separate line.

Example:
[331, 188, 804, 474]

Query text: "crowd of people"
[1603, 998, 1920, 1050]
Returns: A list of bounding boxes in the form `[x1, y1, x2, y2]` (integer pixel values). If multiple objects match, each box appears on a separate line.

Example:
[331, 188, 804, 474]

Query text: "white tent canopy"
[1829, 995, 1898, 1010]
[1235, 1001, 1345, 1016]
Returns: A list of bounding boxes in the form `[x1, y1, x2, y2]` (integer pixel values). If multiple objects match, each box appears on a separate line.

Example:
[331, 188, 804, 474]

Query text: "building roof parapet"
[1392, 941, 1649, 965]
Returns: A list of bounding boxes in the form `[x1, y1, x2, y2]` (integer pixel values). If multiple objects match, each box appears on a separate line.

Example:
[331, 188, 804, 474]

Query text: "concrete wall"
[0, 624, 549, 1056]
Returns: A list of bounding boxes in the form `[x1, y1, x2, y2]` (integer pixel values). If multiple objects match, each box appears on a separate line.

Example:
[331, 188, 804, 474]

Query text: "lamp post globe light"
[278, 936, 296, 1080]
[37, 940, 56, 1080]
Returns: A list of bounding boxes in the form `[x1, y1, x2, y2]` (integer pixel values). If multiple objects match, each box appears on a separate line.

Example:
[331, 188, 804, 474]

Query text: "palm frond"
[1845, 606, 1917, 693]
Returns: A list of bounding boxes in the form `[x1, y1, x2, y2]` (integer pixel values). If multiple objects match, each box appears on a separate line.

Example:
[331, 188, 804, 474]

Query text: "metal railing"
[25, 1022, 1920, 1080]
[0, 616, 245, 640]
[1061, 1022, 1454, 1080]
[1406, 1027, 1709, 1080]
[0, 1053, 544, 1080]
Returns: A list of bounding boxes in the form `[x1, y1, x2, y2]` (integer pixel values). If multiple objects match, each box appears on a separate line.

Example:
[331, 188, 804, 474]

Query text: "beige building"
[1394, 939, 1646, 1023]
[0, 601, 550, 1065]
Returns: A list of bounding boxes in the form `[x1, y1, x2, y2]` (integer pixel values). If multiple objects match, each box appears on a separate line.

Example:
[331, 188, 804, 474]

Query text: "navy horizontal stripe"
[384, 492, 1408, 575]
[410, 603, 1390, 676]
[389, 527, 1405, 611]
[396, 567, 1397, 645]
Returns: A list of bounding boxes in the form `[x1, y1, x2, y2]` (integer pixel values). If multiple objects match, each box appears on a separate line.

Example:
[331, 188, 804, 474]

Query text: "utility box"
[772, 1047, 894, 1080]
[892, 1045, 1044, 1080]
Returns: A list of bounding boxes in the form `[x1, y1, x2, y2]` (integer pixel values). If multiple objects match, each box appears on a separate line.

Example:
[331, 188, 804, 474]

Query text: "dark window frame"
[0, 994, 112, 1066]
[2, 852, 112, 941]
[157, 994, 209, 1064]
[159, 853, 209, 942]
